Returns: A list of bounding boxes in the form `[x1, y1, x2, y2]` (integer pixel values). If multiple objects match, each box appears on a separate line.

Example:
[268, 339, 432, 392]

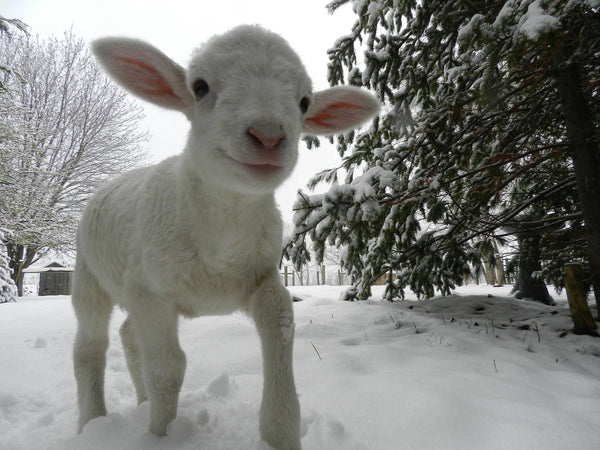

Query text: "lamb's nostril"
[247, 127, 285, 150]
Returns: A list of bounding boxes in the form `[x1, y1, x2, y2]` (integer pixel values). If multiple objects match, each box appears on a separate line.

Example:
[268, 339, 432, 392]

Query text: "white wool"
[72, 25, 379, 450]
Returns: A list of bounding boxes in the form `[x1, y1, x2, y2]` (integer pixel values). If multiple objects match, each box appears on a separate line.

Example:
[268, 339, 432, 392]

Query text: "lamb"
[72, 25, 380, 450]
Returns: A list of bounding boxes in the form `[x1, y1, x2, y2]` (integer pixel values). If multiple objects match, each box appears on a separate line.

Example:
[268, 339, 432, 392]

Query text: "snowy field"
[1, 284, 599, 450]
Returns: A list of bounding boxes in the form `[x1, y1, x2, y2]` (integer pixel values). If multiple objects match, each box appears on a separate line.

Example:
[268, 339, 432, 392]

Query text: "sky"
[1, 0, 360, 222]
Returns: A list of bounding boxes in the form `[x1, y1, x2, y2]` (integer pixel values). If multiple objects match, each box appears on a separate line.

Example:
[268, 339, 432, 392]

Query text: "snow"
[457, 14, 485, 40]
[365, 1, 383, 27]
[493, 1, 516, 28]
[517, 0, 560, 40]
[1, 285, 600, 449]
[459, 1, 563, 42]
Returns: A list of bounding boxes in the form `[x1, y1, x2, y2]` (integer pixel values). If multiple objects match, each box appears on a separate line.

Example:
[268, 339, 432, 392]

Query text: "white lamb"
[72, 25, 379, 450]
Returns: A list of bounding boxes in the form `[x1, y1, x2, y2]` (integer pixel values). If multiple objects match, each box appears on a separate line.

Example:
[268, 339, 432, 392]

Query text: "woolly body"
[78, 157, 281, 316]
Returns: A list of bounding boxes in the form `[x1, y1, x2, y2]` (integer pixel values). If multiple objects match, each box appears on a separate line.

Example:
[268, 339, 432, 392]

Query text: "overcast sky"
[2, 0, 360, 222]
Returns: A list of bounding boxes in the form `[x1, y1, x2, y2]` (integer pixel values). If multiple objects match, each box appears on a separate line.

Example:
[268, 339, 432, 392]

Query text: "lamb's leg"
[120, 316, 147, 404]
[72, 261, 113, 433]
[249, 270, 301, 450]
[129, 295, 186, 436]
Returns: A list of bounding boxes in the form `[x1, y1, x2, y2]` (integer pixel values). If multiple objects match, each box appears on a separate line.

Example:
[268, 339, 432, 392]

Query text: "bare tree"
[0, 30, 148, 294]
[0, 15, 27, 37]
[0, 15, 28, 91]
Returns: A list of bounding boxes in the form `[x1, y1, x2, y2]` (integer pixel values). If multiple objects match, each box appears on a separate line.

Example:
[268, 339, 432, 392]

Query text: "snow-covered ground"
[1, 284, 599, 450]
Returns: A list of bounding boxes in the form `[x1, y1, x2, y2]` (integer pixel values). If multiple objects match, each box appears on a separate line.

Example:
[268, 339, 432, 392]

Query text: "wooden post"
[321, 265, 326, 285]
[564, 263, 598, 335]
[284, 266, 288, 287]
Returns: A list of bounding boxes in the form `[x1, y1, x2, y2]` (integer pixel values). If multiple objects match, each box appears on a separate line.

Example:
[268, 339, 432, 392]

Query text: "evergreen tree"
[0, 229, 17, 303]
[285, 0, 600, 303]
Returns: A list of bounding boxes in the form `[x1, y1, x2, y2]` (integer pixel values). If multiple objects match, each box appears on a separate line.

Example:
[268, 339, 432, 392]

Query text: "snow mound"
[412, 294, 560, 321]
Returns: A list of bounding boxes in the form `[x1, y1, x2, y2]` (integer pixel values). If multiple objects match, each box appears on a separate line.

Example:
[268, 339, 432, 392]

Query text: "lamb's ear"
[92, 37, 193, 112]
[302, 86, 380, 136]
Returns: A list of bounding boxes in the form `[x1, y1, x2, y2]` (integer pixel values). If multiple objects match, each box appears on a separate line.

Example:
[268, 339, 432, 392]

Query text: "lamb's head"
[92, 25, 380, 194]
[183, 26, 313, 192]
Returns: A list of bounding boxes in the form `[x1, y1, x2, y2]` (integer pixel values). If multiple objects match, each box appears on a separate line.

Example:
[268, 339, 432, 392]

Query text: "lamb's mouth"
[219, 149, 284, 179]
[240, 162, 282, 178]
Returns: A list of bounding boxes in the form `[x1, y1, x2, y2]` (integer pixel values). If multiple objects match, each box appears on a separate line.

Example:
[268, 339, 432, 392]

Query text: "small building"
[38, 262, 72, 296]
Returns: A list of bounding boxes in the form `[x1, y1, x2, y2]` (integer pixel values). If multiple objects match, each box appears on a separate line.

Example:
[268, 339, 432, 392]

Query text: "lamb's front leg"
[129, 294, 186, 436]
[249, 271, 301, 450]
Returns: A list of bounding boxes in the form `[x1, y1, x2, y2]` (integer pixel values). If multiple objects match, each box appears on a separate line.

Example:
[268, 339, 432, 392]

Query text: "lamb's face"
[184, 26, 313, 194]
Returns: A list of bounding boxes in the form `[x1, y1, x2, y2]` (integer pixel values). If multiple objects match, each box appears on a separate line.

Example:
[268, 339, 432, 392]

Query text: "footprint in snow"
[205, 372, 236, 398]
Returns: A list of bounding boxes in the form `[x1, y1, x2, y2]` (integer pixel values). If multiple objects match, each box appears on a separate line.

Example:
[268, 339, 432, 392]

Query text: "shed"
[39, 262, 72, 296]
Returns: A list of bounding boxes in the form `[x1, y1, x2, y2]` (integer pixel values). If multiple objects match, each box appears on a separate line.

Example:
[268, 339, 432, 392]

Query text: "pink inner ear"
[118, 56, 177, 99]
[306, 102, 365, 128]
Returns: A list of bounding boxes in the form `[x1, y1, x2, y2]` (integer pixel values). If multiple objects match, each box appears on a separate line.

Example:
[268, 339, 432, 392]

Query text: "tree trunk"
[6, 242, 37, 296]
[495, 252, 504, 287]
[484, 262, 498, 286]
[552, 58, 600, 317]
[564, 263, 598, 336]
[7, 242, 24, 296]
[512, 233, 553, 305]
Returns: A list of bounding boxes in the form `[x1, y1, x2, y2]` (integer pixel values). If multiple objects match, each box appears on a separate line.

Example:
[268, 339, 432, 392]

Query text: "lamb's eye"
[300, 97, 310, 114]
[192, 79, 209, 99]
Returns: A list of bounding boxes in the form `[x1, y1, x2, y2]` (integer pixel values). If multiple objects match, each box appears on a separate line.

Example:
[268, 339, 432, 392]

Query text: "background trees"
[0, 28, 147, 295]
[286, 0, 600, 306]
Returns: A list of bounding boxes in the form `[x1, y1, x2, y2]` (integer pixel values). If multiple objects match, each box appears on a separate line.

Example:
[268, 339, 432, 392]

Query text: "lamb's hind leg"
[249, 270, 301, 450]
[72, 260, 113, 433]
[120, 317, 147, 405]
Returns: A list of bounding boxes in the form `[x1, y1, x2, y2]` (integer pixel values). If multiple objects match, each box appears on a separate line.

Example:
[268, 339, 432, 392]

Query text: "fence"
[280, 265, 351, 287]
[280, 256, 517, 289]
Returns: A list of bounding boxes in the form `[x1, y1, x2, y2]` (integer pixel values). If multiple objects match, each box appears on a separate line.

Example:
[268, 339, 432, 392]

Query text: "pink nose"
[247, 127, 285, 150]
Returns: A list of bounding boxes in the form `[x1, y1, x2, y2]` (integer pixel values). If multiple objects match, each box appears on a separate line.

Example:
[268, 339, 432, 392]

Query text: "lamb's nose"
[247, 127, 285, 150]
